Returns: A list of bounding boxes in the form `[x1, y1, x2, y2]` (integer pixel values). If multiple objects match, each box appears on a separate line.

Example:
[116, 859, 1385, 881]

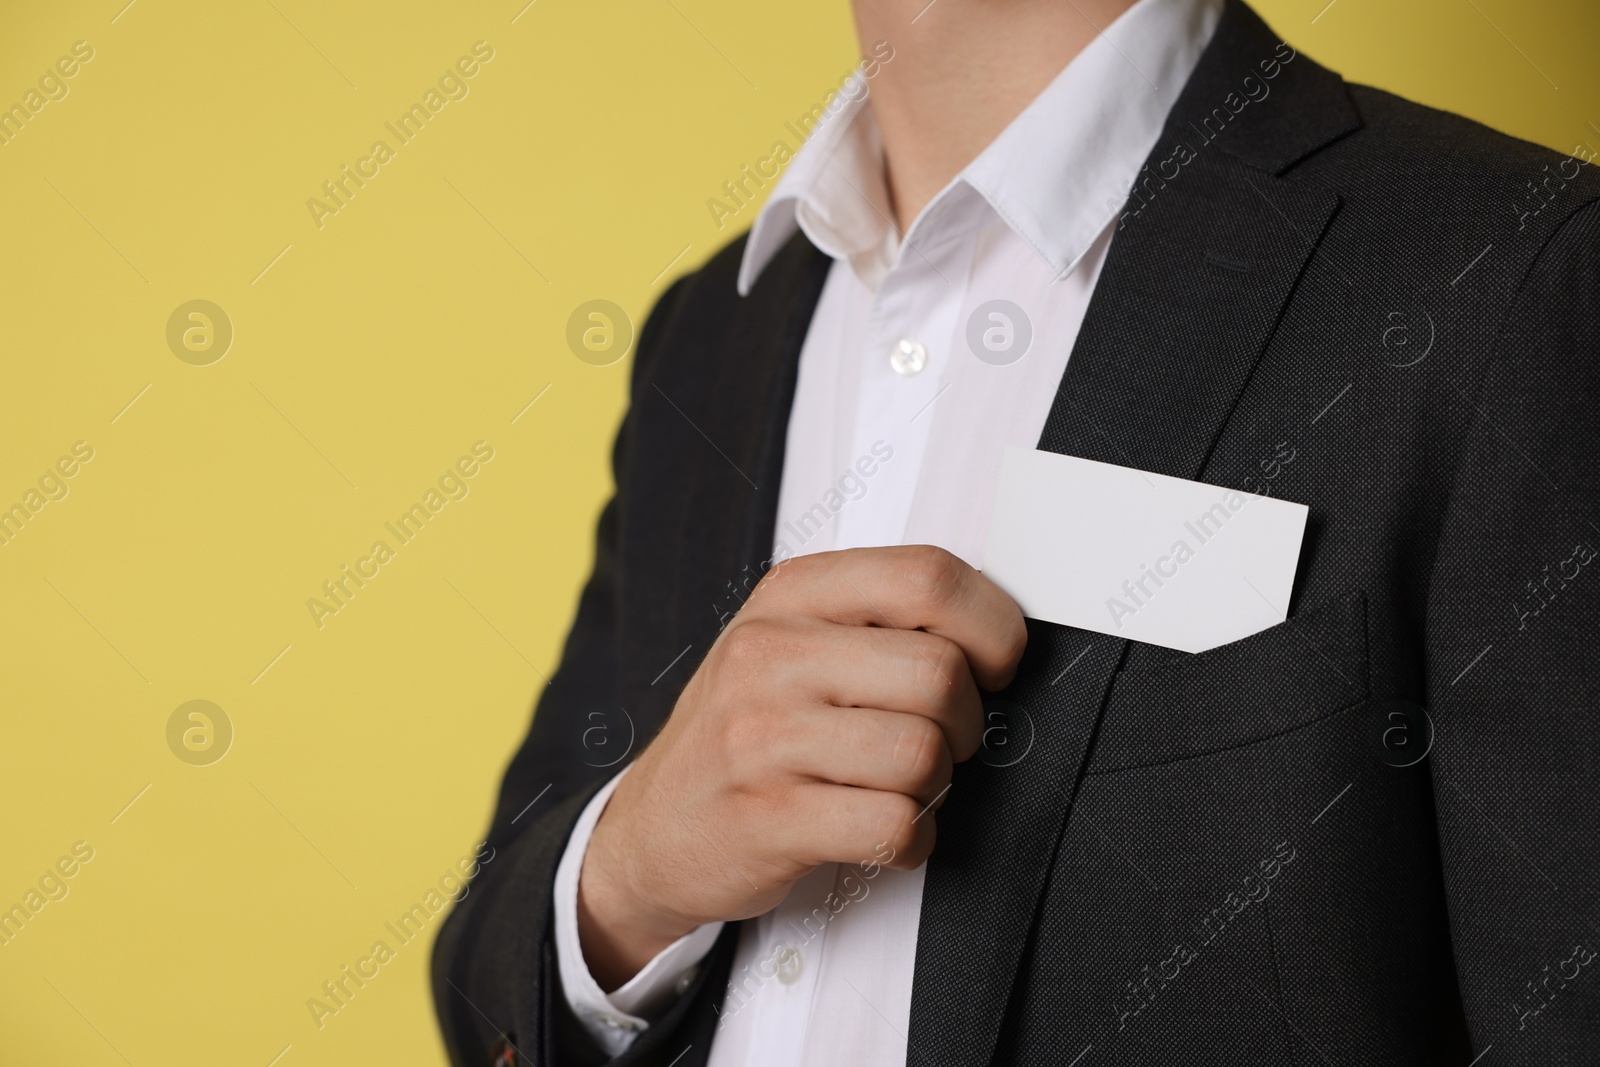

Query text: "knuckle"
[721, 705, 778, 763]
[893, 718, 947, 792]
[717, 618, 781, 669]
[900, 545, 965, 611]
[925, 639, 968, 694]
[749, 553, 805, 604]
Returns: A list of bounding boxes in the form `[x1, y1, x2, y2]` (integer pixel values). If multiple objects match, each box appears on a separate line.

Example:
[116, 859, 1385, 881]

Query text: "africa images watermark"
[1103, 490, 1244, 629]
[711, 440, 895, 629]
[1106, 41, 1298, 228]
[305, 41, 496, 230]
[305, 841, 495, 1030]
[0, 441, 96, 550]
[1103, 441, 1296, 628]
[1512, 538, 1597, 634]
[1, 840, 96, 948]
[713, 843, 898, 1029]
[305, 440, 495, 629]
[0, 40, 95, 149]
[1114, 840, 1298, 1032]
[705, 40, 895, 232]
[1508, 939, 1597, 1033]
[1515, 139, 1595, 233]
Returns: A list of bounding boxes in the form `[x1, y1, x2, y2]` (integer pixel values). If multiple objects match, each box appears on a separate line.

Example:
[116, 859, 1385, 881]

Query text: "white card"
[981, 447, 1309, 654]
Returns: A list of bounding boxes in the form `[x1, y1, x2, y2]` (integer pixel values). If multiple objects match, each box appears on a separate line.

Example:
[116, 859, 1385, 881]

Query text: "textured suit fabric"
[431, 3, 1600, 1063]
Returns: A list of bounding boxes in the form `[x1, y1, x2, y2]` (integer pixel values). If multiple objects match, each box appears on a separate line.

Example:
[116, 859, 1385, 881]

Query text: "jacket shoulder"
[1328, 82, 1600, 201]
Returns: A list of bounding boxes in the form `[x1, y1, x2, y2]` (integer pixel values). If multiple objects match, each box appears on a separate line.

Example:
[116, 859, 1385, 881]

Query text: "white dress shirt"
[553, 0, 1222, 1060]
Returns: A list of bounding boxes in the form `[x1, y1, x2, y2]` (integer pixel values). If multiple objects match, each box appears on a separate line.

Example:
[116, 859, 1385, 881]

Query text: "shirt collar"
[738, 69, 890, 294]
[737, 0, 1223, 295]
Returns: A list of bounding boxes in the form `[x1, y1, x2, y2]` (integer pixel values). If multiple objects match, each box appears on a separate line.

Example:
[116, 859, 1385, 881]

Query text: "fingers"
[767, 705, 954, 806]
[776, 783, 938, 871]
[750, 620, 983, 759]
[747, 545, 1027, 691]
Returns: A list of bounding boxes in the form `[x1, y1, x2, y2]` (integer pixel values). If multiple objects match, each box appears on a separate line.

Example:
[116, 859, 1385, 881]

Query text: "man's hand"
[576, 545, 1027, 990]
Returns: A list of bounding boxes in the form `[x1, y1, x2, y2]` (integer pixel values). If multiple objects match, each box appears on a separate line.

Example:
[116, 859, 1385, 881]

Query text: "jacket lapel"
[622, 234, 830, 725]
[908, 4, 1357, 1064]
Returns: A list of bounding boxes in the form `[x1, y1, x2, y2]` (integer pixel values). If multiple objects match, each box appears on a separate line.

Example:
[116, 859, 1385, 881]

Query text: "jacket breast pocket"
[1085, 590, 1369, 775]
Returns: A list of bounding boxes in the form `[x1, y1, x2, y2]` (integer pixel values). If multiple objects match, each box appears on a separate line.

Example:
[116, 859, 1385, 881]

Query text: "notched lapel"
[1042, 153, 1343, 479]
[909, 6, 1350, 1064]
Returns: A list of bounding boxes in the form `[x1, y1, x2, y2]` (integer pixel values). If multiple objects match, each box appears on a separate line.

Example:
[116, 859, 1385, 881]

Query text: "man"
[433, 0, 1600, 1062]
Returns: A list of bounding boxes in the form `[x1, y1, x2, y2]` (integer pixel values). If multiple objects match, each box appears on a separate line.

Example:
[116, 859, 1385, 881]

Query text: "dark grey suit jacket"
[432, 3, 1600, 1063]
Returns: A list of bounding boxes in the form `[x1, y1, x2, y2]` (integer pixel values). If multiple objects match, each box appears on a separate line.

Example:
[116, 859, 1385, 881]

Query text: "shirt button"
[673, 965, 699, 996]
[773, 943, 804, 985]
[590, 1010, 641, 1033]
[890, 338, 928, 376]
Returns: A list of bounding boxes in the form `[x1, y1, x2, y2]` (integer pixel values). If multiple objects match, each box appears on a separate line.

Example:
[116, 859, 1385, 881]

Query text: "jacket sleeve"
[430, 275, 734, 1067]
[1426, 197, 1600, 1060]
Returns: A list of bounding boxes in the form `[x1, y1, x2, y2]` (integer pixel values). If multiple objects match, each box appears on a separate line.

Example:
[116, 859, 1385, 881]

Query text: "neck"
[851, 0, 1140, 231]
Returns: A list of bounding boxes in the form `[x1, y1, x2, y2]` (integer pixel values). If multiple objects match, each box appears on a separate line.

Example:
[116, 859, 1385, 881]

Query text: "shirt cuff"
[553, 766, 726, 1057]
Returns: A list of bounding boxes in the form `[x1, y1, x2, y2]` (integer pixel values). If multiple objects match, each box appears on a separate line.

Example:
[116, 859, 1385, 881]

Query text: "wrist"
[577, 818, 696, 991]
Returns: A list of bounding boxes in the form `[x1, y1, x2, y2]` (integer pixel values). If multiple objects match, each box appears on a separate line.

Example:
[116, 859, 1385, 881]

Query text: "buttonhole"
[1204, 251, 1254, 273]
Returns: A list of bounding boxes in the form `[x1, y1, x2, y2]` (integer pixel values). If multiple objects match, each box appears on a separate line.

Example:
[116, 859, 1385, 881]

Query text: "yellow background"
[1, 0, 1595, 1063]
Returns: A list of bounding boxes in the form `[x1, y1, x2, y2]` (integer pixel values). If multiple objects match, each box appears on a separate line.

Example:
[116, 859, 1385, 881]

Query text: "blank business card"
[981, 447, 1309, 654]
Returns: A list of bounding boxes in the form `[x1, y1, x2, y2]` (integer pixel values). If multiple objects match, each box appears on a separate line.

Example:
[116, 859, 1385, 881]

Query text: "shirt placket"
[745, 863, 835, 1067]
[833, 228, 970, 553]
